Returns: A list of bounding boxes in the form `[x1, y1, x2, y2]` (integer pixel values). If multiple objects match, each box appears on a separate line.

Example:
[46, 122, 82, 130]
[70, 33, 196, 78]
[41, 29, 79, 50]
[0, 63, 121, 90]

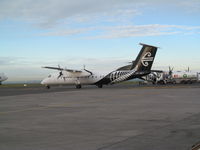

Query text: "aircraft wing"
[42, 66, 82, 73]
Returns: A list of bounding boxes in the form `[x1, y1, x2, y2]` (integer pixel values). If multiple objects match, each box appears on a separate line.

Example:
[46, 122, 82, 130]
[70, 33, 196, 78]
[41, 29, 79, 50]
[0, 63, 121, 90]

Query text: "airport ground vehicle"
[142, 69, 200, 85]
[171, 71, 200, 84]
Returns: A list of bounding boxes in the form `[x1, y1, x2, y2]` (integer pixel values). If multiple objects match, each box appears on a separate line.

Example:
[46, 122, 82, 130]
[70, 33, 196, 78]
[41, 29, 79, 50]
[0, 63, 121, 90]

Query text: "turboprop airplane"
[0, 73, 8, 85]
[41, 43, 158, 89]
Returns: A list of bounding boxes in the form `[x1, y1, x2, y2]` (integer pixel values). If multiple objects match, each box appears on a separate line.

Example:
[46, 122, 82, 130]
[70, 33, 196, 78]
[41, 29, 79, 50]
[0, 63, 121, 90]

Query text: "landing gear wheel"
[46, 85, 50, 89]
[172, 80, 176, 84]
[76, 84, 82, 89]
[188, 80, 193, 84]
[97, 84, 103, 88]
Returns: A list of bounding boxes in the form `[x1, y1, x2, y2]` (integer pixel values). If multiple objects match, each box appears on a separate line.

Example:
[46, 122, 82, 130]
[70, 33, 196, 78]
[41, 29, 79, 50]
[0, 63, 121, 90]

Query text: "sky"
[0, 0, 200, 81]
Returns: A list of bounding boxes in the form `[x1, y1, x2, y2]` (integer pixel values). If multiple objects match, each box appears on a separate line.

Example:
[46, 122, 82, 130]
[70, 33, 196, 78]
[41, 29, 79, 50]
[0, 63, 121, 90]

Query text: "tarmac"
[0, 84, 200, 150]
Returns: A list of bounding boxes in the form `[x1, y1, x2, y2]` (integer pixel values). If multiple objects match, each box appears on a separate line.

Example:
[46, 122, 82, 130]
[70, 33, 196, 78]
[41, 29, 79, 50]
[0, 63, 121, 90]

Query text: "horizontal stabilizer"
[139, 43, 160, 48]
[151, 70, 163, 73]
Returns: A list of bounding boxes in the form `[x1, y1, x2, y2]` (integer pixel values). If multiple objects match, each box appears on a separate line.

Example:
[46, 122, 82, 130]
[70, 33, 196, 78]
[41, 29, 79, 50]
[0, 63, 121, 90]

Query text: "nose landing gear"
[76, 84, 82, 89]
[46, 85, 50, 89]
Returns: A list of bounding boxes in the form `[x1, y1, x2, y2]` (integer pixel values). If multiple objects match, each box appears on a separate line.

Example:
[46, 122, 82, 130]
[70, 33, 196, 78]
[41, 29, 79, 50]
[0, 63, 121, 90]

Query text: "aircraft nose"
[41, 78, 47, 85]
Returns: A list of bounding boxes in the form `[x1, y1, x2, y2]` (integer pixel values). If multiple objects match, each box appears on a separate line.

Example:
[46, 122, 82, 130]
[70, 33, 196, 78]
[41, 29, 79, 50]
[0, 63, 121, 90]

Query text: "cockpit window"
[48, 75, 51, 78]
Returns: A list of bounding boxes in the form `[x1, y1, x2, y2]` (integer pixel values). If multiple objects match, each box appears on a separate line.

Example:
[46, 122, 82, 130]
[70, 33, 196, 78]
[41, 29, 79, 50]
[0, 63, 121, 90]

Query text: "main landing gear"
[97, 84, 103, 88]
[76, 84, 82, 89]
[46, 85, 50, 89]
[75, 78, 81, 89]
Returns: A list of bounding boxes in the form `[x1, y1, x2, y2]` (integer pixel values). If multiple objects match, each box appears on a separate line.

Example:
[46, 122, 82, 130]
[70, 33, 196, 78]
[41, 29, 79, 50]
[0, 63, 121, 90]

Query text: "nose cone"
[5, 76, 8, 80]
[41, 78, 47, 85]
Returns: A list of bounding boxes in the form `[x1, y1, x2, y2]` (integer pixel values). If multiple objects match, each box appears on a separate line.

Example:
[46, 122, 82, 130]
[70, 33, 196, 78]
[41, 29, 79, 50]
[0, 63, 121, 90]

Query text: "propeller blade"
[57, 71, 63, 79]
[168, 66, 174, 77]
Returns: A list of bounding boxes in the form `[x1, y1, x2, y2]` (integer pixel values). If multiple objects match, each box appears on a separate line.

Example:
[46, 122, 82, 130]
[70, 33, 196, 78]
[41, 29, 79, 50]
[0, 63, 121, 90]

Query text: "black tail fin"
[131, 43, 158, 72]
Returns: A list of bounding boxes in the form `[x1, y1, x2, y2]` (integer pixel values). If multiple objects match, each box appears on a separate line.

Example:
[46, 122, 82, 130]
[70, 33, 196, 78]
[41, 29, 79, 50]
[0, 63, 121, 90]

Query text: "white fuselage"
[41, 71, 106, 85]
[41, 70, 133, 86]
[0, 73, 8, 83]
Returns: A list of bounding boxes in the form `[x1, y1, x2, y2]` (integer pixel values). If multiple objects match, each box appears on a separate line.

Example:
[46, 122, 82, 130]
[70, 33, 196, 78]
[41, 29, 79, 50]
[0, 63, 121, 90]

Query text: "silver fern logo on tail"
[141, 52, 154, 67]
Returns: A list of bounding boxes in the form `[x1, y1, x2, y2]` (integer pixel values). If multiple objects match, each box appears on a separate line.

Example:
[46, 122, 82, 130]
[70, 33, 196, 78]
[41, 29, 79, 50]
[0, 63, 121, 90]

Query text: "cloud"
[1, 0, 200, 39]
[95, 24, 200, 39]
[0, 55, 132, 81]
[92, 25, 178, 39]
[0, 57, 22, 65]
[0, 0, 199, 28]
[0, 0, 141, 28]
[40, 24, 200, 38]
[180, 0, 200, 13]
[0, 56, 60, 68]
[39, 28, 94, 36]
[0, 55, 129, 70]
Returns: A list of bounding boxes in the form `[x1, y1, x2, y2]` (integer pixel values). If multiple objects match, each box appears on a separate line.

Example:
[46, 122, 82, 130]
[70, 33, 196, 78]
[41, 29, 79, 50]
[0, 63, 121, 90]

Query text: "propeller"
[57, 65, 65, 80]
[186, 67, 190, 72]
[83, 64, 93, 75]
[168, 66, 174, 79]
